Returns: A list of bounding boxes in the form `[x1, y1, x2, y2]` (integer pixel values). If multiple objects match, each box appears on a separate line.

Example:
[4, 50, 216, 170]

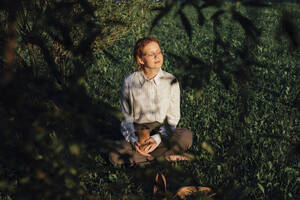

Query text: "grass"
[84, 2, 299, 199]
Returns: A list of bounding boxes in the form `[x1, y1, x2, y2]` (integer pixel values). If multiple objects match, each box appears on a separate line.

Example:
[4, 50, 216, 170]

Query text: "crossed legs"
[109, 128, 193, 166]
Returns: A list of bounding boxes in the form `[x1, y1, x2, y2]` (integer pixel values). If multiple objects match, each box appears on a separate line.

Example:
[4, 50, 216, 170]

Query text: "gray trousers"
[109, 123, 193, 165]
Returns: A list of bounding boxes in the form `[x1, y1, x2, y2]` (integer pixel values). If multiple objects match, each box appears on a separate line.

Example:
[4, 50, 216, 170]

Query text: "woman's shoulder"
[123, 71, 142, 84]
[160, 70, 176, 79]
[160, 70, 178, 84]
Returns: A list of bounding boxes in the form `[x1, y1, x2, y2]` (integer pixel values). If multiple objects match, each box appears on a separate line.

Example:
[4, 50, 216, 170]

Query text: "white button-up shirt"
[120, 68, 180, 145]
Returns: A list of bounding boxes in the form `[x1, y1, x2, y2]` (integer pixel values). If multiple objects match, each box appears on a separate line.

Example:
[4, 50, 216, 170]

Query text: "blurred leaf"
[69, 144, 80, 156]
[201, 142, 214, 154]
[231, 8, 260, 41]
[280, 10, 299, 49]
[74, 27, 102, 56]
[178, 10, 192, 40]
[20, 177, 30, 184]
[214, 59, 231, 90]
[150, 3, 174, 32]
[197, 9, 205, 26]
[241, 0, 272, 7]
[200, 0, 222, 9]
[258, 183, 265, 194]
[70, 168, 77, 175]
[167, 52, 186, 65]
[65, 177, 75, 189]
[211, 9, 225, 22]
[44, 13, 73, 49]
[0, 181, 8, 189]
[77, 0, 97, 15]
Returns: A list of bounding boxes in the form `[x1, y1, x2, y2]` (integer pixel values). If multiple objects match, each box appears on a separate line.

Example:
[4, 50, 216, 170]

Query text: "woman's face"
[138, 41, 163, 71]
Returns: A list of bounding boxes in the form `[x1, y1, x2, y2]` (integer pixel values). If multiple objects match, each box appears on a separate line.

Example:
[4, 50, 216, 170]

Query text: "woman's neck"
[143, 68, 160, 80]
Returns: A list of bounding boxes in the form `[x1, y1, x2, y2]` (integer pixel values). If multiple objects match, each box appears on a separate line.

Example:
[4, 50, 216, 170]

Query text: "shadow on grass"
[0, 66, 126, 199]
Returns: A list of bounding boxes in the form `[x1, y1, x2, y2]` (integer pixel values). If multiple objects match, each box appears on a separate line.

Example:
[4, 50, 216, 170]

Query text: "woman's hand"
[134, 138, 158, 156]
[143, 137, 158, 153]
[134, 142, 152, 157]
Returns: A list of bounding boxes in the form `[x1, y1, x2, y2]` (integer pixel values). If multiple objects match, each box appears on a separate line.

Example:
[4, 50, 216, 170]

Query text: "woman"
[109, 37, 193, 165]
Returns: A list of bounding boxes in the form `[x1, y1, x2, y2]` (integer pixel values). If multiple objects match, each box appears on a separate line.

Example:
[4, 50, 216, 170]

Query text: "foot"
[153, 173, 167, 197]
[165, 154, 191, 162]
[177, 186, 214, 199]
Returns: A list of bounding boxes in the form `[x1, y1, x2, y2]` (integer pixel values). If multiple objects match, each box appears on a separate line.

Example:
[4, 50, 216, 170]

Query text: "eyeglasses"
[142, 50, 163, 58]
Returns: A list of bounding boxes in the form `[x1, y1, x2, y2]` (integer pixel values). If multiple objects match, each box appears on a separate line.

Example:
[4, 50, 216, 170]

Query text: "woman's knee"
[173, 128, 193, 149]
[108, 140, 132, 165]
[109, 151, 123, 165]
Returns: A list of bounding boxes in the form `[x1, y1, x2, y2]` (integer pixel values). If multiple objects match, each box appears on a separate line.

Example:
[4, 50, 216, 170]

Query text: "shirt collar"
[138, 68, 162, 87]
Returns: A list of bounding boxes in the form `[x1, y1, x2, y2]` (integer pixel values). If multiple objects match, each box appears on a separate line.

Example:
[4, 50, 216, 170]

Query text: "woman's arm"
[162, 78, 180, 136]
[120, 78, 138, 145]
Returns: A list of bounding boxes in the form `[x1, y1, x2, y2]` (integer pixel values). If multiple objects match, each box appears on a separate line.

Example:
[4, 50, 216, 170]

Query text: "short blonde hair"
[133, 37, 161, 70]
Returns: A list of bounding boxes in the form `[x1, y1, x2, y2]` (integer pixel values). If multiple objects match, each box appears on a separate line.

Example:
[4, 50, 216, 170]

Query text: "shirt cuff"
[151, 134, 161, 146]
[122, 130, 138, 145]
[170, 126, 176, 131]
[121, 120, 137, 145]
[159, 125, 176, 137]
[129, 134, 138, 145]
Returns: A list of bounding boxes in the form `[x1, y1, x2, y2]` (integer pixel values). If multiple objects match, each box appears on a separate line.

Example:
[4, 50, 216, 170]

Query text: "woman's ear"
[137, 56, 144, 66]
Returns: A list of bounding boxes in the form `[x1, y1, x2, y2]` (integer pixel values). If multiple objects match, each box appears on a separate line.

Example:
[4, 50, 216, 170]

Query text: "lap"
[151, 128, 193, 157]
[109, 140, 154, 165]
[109, 127, 193, 165]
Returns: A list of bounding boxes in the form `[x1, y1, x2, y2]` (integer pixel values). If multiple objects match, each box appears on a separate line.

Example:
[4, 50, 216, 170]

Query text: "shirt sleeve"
[166, 78, 180, 127]
[151, 134, 161, 146]
[159, 125, 176, 137]
[120, 78, 137, 145]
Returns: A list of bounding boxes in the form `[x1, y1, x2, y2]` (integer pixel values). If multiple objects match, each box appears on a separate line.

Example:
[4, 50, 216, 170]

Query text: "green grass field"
[0, 1, 299, 200]
[83, 2, 299, 200]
